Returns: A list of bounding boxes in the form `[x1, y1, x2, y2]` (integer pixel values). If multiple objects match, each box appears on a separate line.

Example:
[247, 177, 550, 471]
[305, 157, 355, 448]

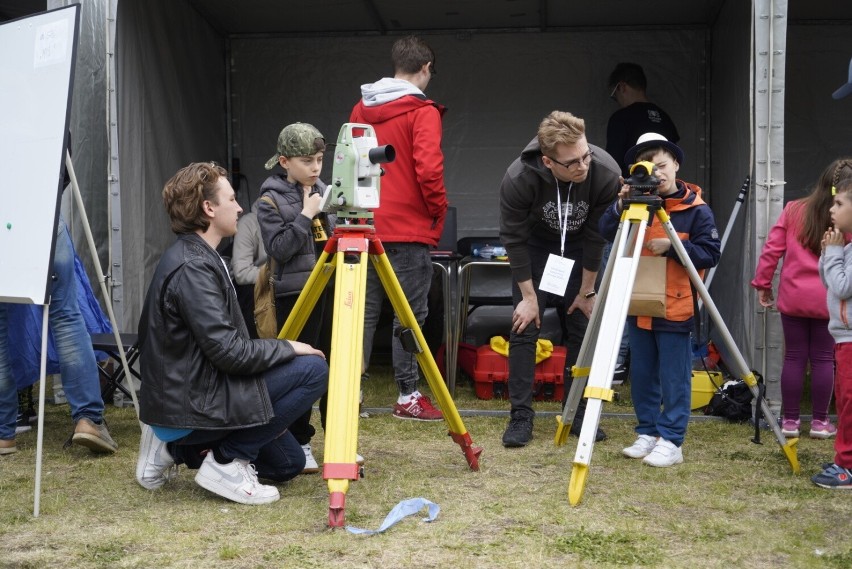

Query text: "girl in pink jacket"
[752, 158, 852, 438]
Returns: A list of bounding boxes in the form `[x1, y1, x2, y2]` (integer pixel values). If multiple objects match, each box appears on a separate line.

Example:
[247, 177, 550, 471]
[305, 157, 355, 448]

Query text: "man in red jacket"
[350, 35, 448, 420]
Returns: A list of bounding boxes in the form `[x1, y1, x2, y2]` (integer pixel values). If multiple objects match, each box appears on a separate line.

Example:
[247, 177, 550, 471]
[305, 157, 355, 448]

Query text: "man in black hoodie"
[498, 111, 620, 447]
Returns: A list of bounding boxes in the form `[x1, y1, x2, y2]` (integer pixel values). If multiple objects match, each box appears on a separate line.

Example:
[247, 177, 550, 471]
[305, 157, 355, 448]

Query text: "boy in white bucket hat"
[599, 133, 721, 467]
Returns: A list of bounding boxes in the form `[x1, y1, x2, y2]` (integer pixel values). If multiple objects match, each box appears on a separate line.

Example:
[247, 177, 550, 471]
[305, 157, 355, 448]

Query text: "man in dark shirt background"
[603, 62, 681, 385]
[606, 62, 680, 177]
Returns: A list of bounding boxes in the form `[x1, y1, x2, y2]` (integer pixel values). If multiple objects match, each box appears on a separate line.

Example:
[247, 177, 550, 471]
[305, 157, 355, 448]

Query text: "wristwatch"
[583, 290, 597, 299]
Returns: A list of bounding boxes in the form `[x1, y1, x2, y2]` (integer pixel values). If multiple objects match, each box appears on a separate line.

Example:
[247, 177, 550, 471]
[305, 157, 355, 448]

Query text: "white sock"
[398, 391, 420, 405]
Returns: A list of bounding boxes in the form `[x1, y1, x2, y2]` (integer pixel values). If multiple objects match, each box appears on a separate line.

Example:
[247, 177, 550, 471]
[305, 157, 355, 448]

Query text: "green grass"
[0, 367, 848, 569]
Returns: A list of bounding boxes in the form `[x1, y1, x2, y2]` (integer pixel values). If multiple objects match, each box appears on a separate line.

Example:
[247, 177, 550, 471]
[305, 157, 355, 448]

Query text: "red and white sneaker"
[393, 393, 443, 421]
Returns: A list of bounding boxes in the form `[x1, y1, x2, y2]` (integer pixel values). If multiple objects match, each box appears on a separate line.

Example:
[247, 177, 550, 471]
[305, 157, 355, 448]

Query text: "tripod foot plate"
[329, 491, 346, 527]
[450, 431, 483, 471]
[554, 416, 570, 447]
[568, 463, 589, 506]
[782, 438, 800, 474]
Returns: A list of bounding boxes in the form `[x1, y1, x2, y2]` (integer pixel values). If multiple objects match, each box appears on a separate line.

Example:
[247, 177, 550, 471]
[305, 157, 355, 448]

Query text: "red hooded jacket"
[350, 92, 448, 246]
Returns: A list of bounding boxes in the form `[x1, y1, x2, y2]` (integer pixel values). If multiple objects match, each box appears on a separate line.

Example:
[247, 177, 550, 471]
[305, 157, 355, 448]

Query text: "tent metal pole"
[106, 0, 125, 330]
[752, 0, 788, 415]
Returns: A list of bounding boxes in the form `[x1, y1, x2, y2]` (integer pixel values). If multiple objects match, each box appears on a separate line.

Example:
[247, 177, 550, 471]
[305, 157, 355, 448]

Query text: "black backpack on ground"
[704, 378, 755, 423]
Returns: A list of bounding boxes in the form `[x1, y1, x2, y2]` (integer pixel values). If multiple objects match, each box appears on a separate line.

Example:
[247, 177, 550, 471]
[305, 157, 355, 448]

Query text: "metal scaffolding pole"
[752, 0, 788, 415]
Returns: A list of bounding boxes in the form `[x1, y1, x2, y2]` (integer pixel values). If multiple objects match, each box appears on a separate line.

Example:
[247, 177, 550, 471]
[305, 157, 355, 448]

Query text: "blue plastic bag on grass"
[346, 498, 440, 535]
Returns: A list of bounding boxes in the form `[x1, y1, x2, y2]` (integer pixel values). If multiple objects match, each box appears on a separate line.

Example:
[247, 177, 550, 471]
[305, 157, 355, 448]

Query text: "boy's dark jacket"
[257, 174, 335, 299]
[138, 233, 297, 429]
[598, 181, 721, 332]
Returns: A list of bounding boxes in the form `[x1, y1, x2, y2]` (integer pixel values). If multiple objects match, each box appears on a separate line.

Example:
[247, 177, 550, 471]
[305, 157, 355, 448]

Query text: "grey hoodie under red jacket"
[349, 77, 448, 246]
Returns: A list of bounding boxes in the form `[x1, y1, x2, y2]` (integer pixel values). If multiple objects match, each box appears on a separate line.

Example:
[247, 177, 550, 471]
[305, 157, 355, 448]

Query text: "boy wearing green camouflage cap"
[257, 122, 335, 473]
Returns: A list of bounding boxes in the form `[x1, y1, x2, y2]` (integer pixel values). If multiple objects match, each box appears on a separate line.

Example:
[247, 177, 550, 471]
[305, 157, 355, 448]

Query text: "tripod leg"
[556, 214, 644, 445]
[654, 208, 799, 474]
[323, 238, 370, 527]
[568, 218, 647, 505]
[371, 252, 483, 470]
[557, 220, 623, 444]
[279, 249, 336, 340]
[568, 257, 637, 504]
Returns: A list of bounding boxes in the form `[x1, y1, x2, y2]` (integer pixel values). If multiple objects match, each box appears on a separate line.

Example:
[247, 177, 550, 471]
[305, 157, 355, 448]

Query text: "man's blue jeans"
[0, 308, 17, 440]
[361, 243, 432, 396]
[173, 354, 328, 482]
[0, 218, 104, 440]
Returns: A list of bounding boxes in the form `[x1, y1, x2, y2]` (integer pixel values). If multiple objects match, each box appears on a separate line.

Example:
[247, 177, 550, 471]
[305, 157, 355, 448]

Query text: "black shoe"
[502, 415, 533, 447]
[569, 419, 607, 442]
[571, 398, 608, 442]
[612, 363, 629, 385]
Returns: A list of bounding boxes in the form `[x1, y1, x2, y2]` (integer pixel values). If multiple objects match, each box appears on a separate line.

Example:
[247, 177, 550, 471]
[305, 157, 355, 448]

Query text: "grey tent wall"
[47, 0, 111, 311]
[229, 30, 706, 234]
[115, 0, 228, 331]
[705, 0, 753, 374]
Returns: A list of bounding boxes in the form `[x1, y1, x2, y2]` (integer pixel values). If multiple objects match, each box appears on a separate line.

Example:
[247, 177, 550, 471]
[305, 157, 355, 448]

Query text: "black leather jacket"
[138, 233, 296, 429]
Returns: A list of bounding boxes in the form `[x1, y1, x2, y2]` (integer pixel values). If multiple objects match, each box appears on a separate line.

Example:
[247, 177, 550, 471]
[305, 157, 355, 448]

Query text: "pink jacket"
[751, 201, 828, 319]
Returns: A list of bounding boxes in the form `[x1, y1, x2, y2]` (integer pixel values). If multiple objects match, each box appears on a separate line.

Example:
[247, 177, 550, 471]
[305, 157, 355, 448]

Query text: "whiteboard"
[0, 5, 79, 304]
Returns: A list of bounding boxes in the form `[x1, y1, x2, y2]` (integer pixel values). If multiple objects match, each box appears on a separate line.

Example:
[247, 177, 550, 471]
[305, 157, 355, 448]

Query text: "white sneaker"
[622, 434, 658, 459]
[642, 438, 684, 467]
[302, 444, 320, 474]
[136, 423, 177, 490]
[194, 452, 280, 505]
[356, 453, 364, 465]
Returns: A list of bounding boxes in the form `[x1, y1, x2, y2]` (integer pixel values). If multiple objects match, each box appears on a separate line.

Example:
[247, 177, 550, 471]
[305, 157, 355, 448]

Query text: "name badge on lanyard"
[539, 178, 574, 296]
[540, 254, 574, 296]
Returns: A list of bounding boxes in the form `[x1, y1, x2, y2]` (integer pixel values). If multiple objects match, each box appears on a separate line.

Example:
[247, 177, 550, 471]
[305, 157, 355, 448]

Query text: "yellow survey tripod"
[552, 161, 799, 506]
[277, 123, 482, 527]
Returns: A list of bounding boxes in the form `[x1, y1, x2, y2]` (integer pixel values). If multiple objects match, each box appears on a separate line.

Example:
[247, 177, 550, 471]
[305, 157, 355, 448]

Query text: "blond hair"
[537, 111, 586, 156]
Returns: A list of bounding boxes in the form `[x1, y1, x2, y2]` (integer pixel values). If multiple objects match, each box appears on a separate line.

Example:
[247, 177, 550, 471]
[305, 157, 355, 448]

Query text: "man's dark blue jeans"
[172, 354, 328, 482]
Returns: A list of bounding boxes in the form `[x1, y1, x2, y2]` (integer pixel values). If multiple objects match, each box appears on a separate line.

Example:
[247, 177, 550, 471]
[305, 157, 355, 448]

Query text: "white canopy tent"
[5, 0, 850, 410]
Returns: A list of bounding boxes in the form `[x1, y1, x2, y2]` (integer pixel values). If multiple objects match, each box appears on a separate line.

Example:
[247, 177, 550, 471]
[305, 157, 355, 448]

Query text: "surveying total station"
[553, 161, 799, 506]
[278, 123, 482, 526]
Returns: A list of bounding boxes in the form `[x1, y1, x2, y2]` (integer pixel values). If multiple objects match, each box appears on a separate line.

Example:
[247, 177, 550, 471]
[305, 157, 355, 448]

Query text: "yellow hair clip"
[832, 186, 837, 196]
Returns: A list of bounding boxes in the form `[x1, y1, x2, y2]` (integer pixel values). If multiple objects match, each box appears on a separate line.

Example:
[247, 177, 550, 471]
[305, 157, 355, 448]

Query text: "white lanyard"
[555, 179, 573, 257]
[218, 255, 237, 294]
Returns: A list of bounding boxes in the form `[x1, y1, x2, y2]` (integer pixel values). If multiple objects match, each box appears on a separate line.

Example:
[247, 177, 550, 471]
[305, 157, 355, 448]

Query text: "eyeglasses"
[548, 150, 594, 170]
[609, 82, 620, 100]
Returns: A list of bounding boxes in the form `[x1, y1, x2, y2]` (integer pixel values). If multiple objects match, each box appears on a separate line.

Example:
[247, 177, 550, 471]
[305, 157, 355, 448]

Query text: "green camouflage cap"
[264, 122, 325, 169]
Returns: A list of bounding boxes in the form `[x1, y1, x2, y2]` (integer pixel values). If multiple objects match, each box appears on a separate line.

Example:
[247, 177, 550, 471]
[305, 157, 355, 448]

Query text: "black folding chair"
[90, 332, 141, 402]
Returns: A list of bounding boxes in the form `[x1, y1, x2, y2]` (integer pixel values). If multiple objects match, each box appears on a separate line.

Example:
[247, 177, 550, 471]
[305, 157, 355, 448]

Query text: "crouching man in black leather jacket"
[135, 162, 328, 505]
